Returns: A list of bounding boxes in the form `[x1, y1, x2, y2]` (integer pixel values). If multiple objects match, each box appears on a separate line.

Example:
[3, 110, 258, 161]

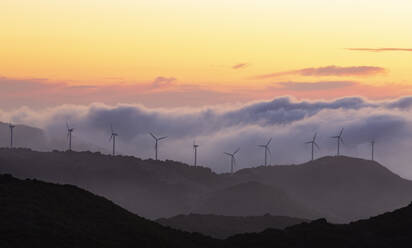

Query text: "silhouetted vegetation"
[2, 173, 412, 247]
[0, 174, 217, 248]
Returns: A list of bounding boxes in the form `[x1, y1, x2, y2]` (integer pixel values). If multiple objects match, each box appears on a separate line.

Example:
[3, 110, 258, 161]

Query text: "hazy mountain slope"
[193, 181, 319, 219]
[0, 174, 217, 248]
[157, 213, 308, 239]
[235, 156, 412, 222]
[0, 122, 48, 150]
[225, 202, 412, 248]
[1, 149, 412, 222]
[0, 148, 223, 219]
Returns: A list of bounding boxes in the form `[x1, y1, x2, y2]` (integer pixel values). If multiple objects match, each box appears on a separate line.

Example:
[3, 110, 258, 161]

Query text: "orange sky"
[1, 0, 412, 108]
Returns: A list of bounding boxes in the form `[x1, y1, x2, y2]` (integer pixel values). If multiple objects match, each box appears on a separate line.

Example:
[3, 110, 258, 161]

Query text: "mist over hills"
[1, 148, 411, 223]
[157, 214, 308, 239]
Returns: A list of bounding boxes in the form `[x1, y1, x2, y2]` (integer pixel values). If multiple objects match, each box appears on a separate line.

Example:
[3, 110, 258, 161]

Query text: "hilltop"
[1, 149, 412, 222]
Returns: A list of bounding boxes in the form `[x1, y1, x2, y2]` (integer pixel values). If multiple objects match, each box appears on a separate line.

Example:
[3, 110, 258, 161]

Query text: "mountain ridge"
[1, 148, 411, 222]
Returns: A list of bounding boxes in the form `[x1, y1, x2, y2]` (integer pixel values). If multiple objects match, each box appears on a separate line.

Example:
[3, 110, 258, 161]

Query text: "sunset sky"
[1, 0, 412, 108]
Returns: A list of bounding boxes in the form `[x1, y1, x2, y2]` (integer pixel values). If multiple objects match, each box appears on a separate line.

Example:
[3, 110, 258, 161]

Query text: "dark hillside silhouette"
[225, 202, 412, 248]
[3, 173, 412, 247]
[0, 174, 216, 248]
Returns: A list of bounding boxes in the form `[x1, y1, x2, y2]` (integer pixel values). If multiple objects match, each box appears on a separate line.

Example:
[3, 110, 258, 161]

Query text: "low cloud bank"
[2, 96, 412, 178]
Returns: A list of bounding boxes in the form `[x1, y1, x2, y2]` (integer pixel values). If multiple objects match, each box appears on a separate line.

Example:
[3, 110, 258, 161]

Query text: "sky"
[2, 1, 412, 178]
[1, 0, 412, 108]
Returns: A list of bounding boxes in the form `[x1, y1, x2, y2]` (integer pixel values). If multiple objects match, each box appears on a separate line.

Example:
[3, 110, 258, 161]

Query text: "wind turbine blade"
[340, 137, 345, 145]
[149, 133, 157, 140]
[314, 142, 320, 150]
[234, 148, 240, 155]
[339, 128, 344, 136]
[224, 152, 232, 156]
[159, 136, 168, 140]
[313, 133, 317, 141]
[66, 121, 69, 130]
[258, 145, 265, 148]
[110, 124, 114, 133]
[266, 138, 272, 146]
[305, 141, 312, 144]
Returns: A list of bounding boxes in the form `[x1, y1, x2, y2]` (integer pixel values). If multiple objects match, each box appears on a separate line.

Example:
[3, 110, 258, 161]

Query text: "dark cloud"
[232, 63, 249, 70]
[253, 66, 386, 79]
[276, 81, 356, 91]
[346, 48, 412, 52]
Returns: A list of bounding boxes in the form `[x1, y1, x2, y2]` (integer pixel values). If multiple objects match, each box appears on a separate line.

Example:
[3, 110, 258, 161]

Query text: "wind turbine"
[371, 140, 375, 161]
[224, 148, 240, 174]
[305, 133, 319, 161]
[193, 140, 199, 166]
[331, 128, 344, 156]
[150, 133, 167, 160]
[9, 123, 16, 148]
[109, 125, 118, 156]
[258, 138, 272, 166]
[66, 121, 74, 151]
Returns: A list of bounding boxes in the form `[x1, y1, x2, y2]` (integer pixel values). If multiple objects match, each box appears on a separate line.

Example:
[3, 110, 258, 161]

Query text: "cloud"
[4, 96, 412, 179]
[276, 81, 357, 91]
[253, 66, 386, 79]
[232, 63, 249, 70]
[151, 76, 177, 88]
[346, 48, 412, 52]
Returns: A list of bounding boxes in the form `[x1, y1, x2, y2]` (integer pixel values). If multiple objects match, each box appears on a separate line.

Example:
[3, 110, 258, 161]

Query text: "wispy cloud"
[253, 66, 386, 79]
[276, 81, 357, 91]
[151, 76, 177, 88]
[346, 48, 412, 52]
[232, 63, 249, 70]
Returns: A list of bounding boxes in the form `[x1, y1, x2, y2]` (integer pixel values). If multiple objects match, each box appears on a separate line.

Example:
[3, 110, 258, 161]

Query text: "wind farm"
[1, 0, 411, 246]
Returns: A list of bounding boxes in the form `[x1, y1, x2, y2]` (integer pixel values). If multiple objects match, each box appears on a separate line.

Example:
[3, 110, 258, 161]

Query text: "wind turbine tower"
[371, 140, 375, 161]
[150, 133, 167, 160]
[258, 138, 272, 166]
[331, 128, 344, 156]
[193, 140, 199, 166]
[66, 122, 74, 151]
[305, 133, 319, 161]
[109, 125, 118, 156]
[224, 148, 240, 174]
[9, 123, 16, 148]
